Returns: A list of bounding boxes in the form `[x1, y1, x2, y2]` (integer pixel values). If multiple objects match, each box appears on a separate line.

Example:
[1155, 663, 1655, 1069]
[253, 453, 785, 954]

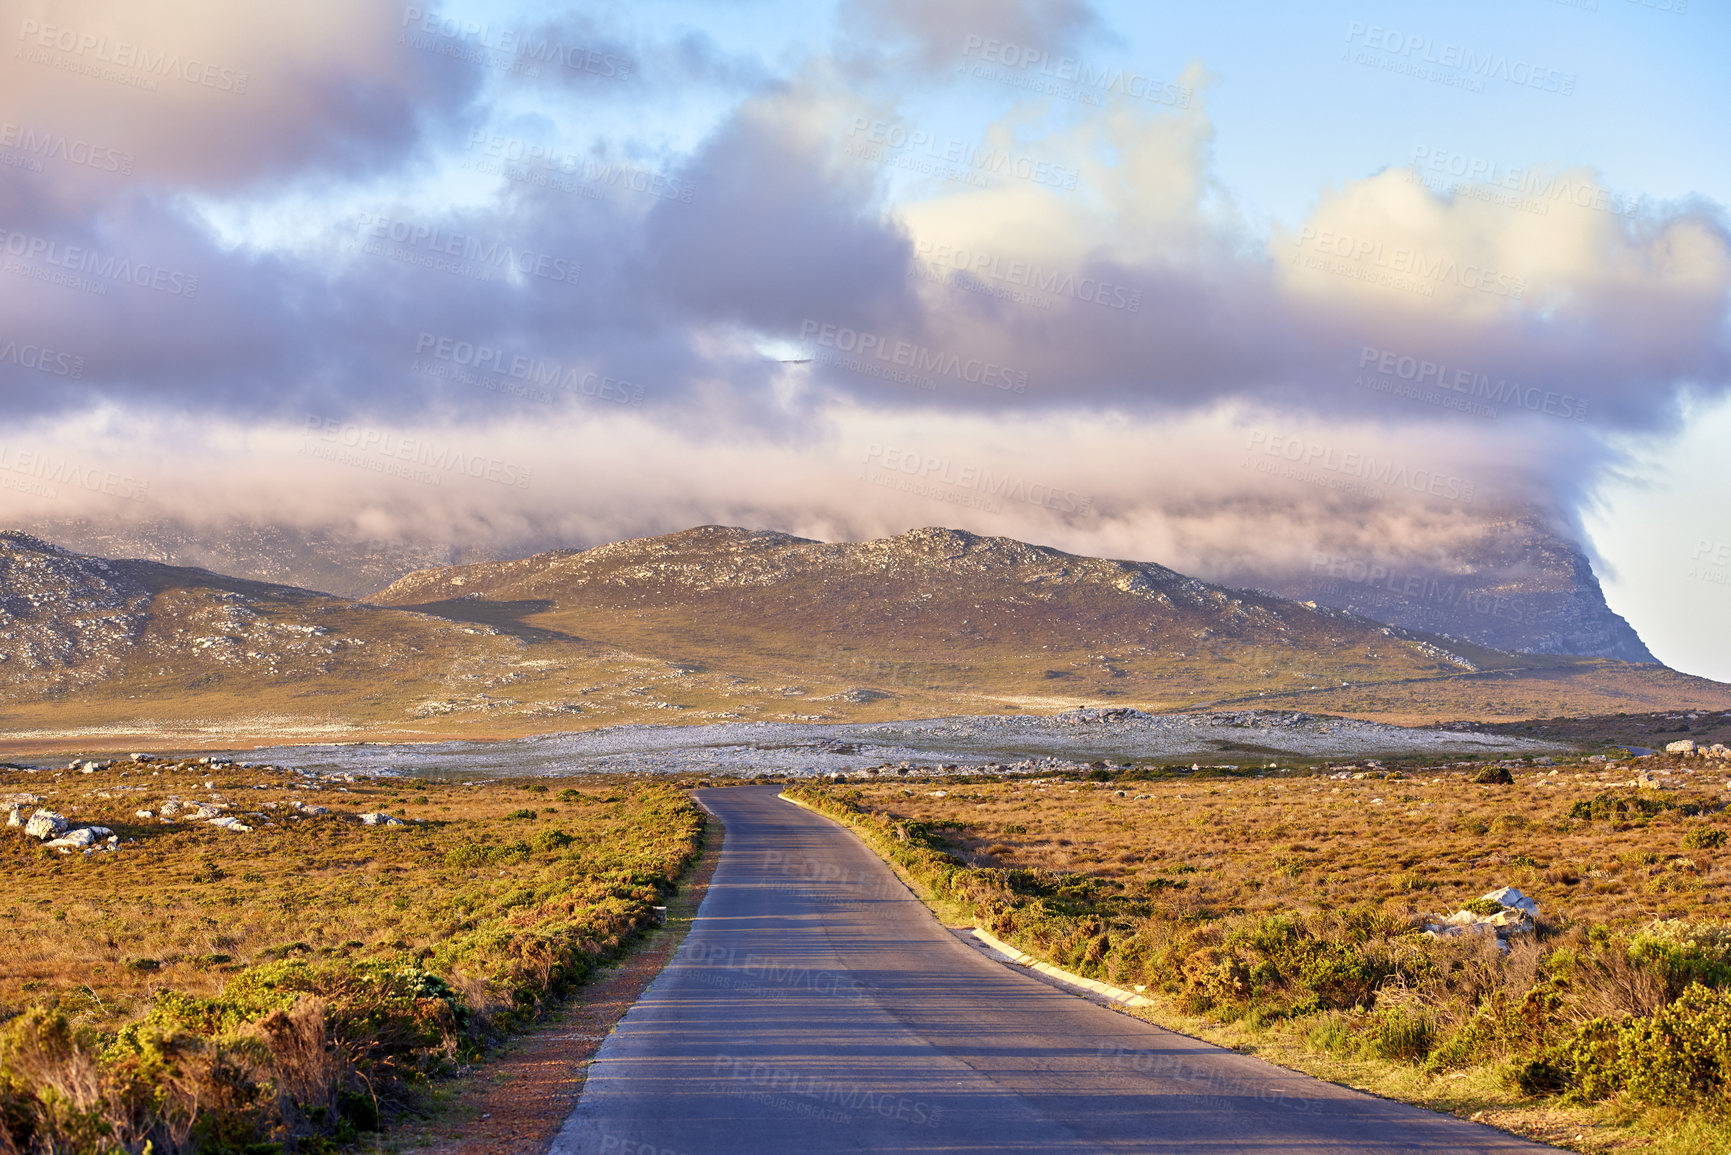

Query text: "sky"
[1, 0, 1727, 678]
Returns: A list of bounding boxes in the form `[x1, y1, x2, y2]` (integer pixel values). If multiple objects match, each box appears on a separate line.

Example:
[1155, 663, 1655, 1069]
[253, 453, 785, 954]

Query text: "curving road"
[551, 785, 1552, 1154]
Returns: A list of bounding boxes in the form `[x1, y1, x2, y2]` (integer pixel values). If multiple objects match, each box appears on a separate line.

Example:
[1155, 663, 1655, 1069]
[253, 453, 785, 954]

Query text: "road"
[551, 785, 1552, 1153]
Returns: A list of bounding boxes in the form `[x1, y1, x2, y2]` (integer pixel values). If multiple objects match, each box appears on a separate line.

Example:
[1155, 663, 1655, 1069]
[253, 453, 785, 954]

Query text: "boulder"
[44, 827, 99, 849]
[300, 805, 329, 817]
[1423, 886, 1539, 947]
[5, 809, 18, 828]
[1666, 739, 1698, 755]
[23, 811, 69, 839]
[1481, 885, 1539, 915]
[359, 812, 404, 827]
[208, 816, 252, 833]
[135, 810, 154, 819]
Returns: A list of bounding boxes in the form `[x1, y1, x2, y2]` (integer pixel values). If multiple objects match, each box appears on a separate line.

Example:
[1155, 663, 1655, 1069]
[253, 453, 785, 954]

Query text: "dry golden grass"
[843, 756, 1730, 929]
[0, 759, 692, 1030]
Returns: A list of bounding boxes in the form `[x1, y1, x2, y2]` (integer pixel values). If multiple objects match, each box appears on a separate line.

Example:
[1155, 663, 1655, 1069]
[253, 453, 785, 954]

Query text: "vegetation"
[787, 756, 1731, 1153]
[0, 759, 704, 1153]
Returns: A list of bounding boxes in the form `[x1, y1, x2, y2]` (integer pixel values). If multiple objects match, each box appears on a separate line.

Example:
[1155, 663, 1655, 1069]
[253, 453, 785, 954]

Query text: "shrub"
[1303, 1012, 1354, 1056]
[1471, 767, 1514, 785]
[1567, 792, 1672, 822]
[532, 829, 575, 853]
[1683, 826, 1728, 850]
[1613, 984, 1731, 1105]
[1002, 823, 1027, 835]
[1365, 1007, 1434, 1064]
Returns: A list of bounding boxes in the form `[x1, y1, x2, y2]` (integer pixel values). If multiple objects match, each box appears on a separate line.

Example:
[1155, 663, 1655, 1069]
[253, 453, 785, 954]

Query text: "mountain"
[14, 517, 488, 599]
[18, 509, 1653, 662]
[3, 525, 1727, 754]
[1218, 511, 1653, 662]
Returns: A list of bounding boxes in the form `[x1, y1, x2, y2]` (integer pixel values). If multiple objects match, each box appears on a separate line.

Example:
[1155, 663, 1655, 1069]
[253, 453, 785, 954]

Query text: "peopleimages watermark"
[462, 131, 694, 204]
[1355, 345, 1589, 421]
[1310, 552, 1525, 624]
[1245, 430, 1476, 503]
[800, 319, 1028, 395]
[16, 19, 250, 94]
[1288, 227, 1525, 300]
[399, 8, 630, 80]
[1408, 146, 1638, 219]
[0, 122, 135, 176]
[1342, 22, 1576, 96]
[0, 443, 149, 503]
[1692, 539, 1731, 590]
[844, 118, 1079, 192]
[686, 943, 868, 1002]
[710, 1056, 943, 1128]
[913, 239, 1141, 313]
[957, 35, 1190, 109]
[299, 416, 533, 490]
[411, 332, 647, 407]
[1096, 1043, 1315, 1112]
[0, 335, 83, 378]
[861, 444, 1091, 515]
[350, 213, 580, 288]
[0, 229, 198, 298]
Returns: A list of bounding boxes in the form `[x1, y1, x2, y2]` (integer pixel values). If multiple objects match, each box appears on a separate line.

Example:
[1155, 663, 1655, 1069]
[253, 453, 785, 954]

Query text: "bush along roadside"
[783, 785, 1731, 1134]
[0, 785, 704, 1154]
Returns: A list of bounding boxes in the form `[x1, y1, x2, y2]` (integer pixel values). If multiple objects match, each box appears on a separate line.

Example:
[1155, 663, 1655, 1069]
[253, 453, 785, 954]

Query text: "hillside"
[1220, 510, 1653, 662]
[2, 526, 1728, 754]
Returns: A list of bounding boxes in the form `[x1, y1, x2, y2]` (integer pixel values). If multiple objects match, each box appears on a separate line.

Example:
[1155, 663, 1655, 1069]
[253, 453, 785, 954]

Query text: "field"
[786, 747, 1731, 1153]
[0, 757, 705, 1153]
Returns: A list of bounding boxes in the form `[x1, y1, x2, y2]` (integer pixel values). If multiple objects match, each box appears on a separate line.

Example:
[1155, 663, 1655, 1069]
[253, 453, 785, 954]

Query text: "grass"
[0, 756, 705, 1152]
[785, 748, 1731, 1154]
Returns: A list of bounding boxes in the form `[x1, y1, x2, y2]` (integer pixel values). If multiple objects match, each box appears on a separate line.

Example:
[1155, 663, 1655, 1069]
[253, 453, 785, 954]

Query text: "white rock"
[359, 812, 404, 826]
[135, 809, 154, 819]
[1480, 885, 1539, 915]
[299, 804, 329, 816]
[1666, 739, 1698, 754]
[208, 816, 252, 832]
[44, 827, 99, 849]
[5, 809, 18, 827]
[23, 811, 69, 839]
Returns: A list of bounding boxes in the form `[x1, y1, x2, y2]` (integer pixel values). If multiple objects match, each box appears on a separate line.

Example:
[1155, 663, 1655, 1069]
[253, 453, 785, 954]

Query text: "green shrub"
[1002, 823, 1027, 835]
[1615, 984, 1731, 1106]
[1365, 1007, 1434, 1064]
[1683, 826, 1728, 850]
[1471, 767, 1514, 785]
[1303, 1012, 1354, 1056]
[532, 829, 575, 852]
[1567, 792, 1672, 822]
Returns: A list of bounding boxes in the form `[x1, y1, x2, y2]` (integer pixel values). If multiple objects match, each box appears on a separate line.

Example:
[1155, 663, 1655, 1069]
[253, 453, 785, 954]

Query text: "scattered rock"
[208, 816, 252, 832]
[135, 809, 154, 819]
[43, 826, 110, 849]
[1424, 886, 1538, 947]
[1666, 740, 1698, 755]
[358, 812, 404, 826]
[23, 810, 69, 840]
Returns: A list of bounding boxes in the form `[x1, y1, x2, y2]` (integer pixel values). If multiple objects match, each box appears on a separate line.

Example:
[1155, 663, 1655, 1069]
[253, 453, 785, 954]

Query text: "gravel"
[231, 708, 1563, 781]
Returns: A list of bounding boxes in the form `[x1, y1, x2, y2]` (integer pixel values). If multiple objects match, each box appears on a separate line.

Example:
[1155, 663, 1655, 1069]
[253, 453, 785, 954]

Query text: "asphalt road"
[551, 785, 1552, 1154]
